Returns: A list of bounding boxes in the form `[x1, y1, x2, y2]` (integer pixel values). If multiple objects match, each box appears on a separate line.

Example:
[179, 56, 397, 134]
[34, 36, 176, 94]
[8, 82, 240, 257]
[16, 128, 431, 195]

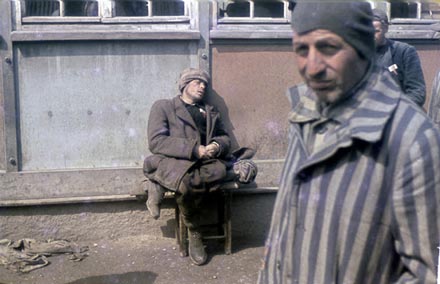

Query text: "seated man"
[143, 68, 256, 265]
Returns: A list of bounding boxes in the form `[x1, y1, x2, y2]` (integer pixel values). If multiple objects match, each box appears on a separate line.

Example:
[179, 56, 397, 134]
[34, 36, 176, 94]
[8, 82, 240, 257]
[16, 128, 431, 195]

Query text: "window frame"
[11, 0, 200, 42]
[370, 1, 440, 40]
[211, 0, 293, 40]
[19, 0, 191, 24]
[216, 0, 290, 24]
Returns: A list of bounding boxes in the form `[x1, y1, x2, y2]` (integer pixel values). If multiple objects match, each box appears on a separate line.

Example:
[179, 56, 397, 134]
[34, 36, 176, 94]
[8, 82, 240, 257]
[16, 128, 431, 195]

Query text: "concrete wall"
[0, 193, 276, 242]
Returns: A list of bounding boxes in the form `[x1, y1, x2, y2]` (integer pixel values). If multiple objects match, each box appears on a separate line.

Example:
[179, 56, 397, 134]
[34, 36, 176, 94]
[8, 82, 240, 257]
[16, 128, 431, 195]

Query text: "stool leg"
[175, 203, 180, 245]
[217, 192, 225, 235]
[179, 212, 189, 257]
[175, 202, 188, 257]
[224, 190, 232, 255]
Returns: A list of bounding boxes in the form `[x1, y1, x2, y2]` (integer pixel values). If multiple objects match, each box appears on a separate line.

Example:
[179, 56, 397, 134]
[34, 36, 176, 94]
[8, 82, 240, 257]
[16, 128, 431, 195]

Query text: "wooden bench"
[134, 180, 257, 257]
[175, 181, 240, 257]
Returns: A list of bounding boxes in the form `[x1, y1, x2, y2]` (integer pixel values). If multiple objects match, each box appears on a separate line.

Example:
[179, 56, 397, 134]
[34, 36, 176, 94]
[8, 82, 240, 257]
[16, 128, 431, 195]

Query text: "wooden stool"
[174, 182, 238, 257]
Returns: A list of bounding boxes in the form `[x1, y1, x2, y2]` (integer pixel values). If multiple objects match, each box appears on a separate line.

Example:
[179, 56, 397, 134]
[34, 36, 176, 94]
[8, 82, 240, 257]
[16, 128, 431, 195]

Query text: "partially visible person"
[428, 69, 440, 128]
[258, 1, 440, 283]
[373, 8, 426, 107]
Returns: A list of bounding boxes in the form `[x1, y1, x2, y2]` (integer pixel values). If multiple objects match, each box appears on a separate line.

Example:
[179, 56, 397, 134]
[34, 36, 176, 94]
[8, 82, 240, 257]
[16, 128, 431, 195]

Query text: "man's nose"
[306, 50, 325, 77]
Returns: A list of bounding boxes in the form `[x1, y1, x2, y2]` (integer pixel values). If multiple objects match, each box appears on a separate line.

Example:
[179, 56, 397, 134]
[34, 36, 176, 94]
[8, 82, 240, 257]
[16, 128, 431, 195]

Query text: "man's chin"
[314, 89, 343, 104]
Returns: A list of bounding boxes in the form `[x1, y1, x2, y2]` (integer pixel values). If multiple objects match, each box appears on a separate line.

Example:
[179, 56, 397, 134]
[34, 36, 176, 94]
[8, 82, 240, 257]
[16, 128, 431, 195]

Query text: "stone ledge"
[0, 186, 277, 207]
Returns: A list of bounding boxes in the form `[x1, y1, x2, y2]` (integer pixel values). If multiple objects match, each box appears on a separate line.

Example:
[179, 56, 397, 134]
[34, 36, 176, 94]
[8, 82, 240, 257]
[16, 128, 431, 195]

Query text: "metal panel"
[411, 43, 440, 110]
[211, 42, 302, 160]
[16, 40, 199, 170]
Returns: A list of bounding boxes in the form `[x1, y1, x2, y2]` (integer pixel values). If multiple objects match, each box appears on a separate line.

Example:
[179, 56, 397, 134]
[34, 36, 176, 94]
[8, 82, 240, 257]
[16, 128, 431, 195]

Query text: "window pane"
[222, 1, 251, 17]
[64, 0, 98, 16]
[25, 0, 60, 16]
[390, 1, 418, 18]
[115, 0, 148, 16]
[153, 0, 185, 16]
[421, 3, 440, 20]
[254, 1, 284, 18]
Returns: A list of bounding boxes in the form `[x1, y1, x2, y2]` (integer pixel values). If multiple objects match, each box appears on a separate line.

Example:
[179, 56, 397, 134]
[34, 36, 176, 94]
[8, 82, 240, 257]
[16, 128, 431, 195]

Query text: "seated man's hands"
[195, 143, 220, 160]
[196, 145, 210, 160]
[205, 142, 220, 158]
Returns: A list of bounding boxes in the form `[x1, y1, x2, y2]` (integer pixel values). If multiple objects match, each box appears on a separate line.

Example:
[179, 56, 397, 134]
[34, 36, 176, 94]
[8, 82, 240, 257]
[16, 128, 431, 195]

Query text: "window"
[114, 0, 186, 17]
[22, 0, 187, 18]
[372, 1, 440, 21]
[211, 0, 292, 40]
[24, 0, 98, 17]
[218, 0, 288, 20]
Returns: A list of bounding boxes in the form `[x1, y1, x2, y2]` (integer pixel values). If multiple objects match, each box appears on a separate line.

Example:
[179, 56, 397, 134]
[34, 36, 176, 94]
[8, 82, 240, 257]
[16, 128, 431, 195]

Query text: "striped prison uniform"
[428, 70, 440, 129]
[258, 65, 440, 284]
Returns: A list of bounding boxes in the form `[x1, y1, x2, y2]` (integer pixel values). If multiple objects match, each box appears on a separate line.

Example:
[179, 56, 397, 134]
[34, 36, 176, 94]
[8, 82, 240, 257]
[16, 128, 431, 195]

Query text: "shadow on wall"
[206, 90, 240, 151]
[207, 89, 289, 159]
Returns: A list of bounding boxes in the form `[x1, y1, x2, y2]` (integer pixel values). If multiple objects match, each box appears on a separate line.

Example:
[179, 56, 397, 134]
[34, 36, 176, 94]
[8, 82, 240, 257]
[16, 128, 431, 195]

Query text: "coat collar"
[172, 96, 216, 129]
[288, 65, 401, 145]
[287, 65, 401, 171]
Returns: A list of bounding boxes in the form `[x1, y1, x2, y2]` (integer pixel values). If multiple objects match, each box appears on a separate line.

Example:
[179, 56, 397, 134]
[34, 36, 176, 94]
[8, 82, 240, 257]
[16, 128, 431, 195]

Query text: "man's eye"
[294, 46, 308, 57]
[318, 45, 339, 55]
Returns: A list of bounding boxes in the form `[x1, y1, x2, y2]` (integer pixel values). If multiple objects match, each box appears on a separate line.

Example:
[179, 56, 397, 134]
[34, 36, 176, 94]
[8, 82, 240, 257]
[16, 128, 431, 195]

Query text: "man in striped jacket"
[258, 1, 440, 283]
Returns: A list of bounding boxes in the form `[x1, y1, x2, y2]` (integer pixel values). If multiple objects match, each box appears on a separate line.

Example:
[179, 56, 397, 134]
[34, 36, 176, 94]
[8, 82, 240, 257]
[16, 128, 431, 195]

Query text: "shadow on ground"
[65, 271, 157, 284]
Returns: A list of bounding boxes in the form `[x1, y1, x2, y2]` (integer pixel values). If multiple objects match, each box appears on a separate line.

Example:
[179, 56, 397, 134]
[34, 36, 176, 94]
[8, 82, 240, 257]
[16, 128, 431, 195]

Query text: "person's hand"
[196, 145, 209, 160]
[205, 143, 220, 158]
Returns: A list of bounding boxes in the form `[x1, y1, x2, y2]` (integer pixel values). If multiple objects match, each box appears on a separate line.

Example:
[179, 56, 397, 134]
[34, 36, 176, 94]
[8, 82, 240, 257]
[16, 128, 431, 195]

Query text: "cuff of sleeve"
[211, 141, 222, 157]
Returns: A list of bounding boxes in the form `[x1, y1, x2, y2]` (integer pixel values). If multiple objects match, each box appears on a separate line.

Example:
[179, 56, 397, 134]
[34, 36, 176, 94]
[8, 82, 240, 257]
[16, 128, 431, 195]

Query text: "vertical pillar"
[0, 0, 19, 172]
[196, 1, 211, 74]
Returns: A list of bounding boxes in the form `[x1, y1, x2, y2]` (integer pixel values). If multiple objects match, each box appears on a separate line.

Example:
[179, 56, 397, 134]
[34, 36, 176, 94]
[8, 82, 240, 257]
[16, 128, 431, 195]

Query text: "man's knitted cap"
[372, 8, 389, 25]
[178, 68, 210, 93]
[291, 1, 375, 59]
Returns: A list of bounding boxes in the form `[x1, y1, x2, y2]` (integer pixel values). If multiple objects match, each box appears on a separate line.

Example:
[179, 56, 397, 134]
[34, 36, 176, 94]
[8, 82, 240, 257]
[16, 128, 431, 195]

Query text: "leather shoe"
[188, 229, 207, 265]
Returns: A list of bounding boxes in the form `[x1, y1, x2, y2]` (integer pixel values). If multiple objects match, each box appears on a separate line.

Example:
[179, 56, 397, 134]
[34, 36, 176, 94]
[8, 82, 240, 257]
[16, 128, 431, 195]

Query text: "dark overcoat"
[143, 96, 231, 191]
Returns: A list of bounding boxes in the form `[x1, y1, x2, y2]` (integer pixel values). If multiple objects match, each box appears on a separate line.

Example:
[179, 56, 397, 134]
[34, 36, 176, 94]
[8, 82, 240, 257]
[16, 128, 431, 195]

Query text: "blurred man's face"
[373, 21, 388, 47]
[292, 29, 368, 104]
[182, 79, 206, 104]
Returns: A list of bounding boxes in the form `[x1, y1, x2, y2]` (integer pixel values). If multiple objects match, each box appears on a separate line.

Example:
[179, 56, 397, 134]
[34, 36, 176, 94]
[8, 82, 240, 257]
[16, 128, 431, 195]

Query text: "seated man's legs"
[175, 191, 206, 265]
[175, 159, 227, 265]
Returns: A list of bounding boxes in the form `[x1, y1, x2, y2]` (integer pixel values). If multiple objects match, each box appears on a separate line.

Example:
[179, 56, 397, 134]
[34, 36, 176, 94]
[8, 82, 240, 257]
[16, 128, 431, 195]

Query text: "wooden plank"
[0, 194, 137, 207]
[11, 30, 201, 41]
[210, 29, 292, 39]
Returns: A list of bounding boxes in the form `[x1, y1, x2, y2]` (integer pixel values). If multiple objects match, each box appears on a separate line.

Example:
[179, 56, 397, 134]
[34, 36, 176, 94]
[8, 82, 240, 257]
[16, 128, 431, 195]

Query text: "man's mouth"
[308, 80, 333, 91]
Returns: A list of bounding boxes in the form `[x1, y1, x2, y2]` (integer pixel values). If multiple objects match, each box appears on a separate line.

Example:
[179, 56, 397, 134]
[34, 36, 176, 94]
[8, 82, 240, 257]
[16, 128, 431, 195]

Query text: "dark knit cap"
[178, 68, 210, 93]
[291, 1, 375, 59]
[372, 8, 389, 25]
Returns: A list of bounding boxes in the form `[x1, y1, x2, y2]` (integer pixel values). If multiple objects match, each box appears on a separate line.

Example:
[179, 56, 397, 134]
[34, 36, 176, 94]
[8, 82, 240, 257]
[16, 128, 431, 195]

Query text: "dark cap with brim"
[372, 8, 389, 25]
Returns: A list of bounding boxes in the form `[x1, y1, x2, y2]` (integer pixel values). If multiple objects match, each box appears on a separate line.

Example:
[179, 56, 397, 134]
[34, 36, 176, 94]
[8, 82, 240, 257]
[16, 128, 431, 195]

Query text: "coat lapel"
[205, 105, 219, 143]
[173, 96, 198, 130]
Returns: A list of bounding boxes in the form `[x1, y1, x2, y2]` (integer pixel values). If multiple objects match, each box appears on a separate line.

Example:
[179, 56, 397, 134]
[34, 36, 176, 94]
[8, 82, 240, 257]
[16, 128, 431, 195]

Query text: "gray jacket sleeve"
[397, 42, 426, 106]
[428, 71, 440, 127]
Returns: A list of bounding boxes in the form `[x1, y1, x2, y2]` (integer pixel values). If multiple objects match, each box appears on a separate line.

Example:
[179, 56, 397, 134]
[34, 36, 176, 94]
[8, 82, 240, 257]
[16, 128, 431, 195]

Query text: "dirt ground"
[0, 234, 264, 284]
